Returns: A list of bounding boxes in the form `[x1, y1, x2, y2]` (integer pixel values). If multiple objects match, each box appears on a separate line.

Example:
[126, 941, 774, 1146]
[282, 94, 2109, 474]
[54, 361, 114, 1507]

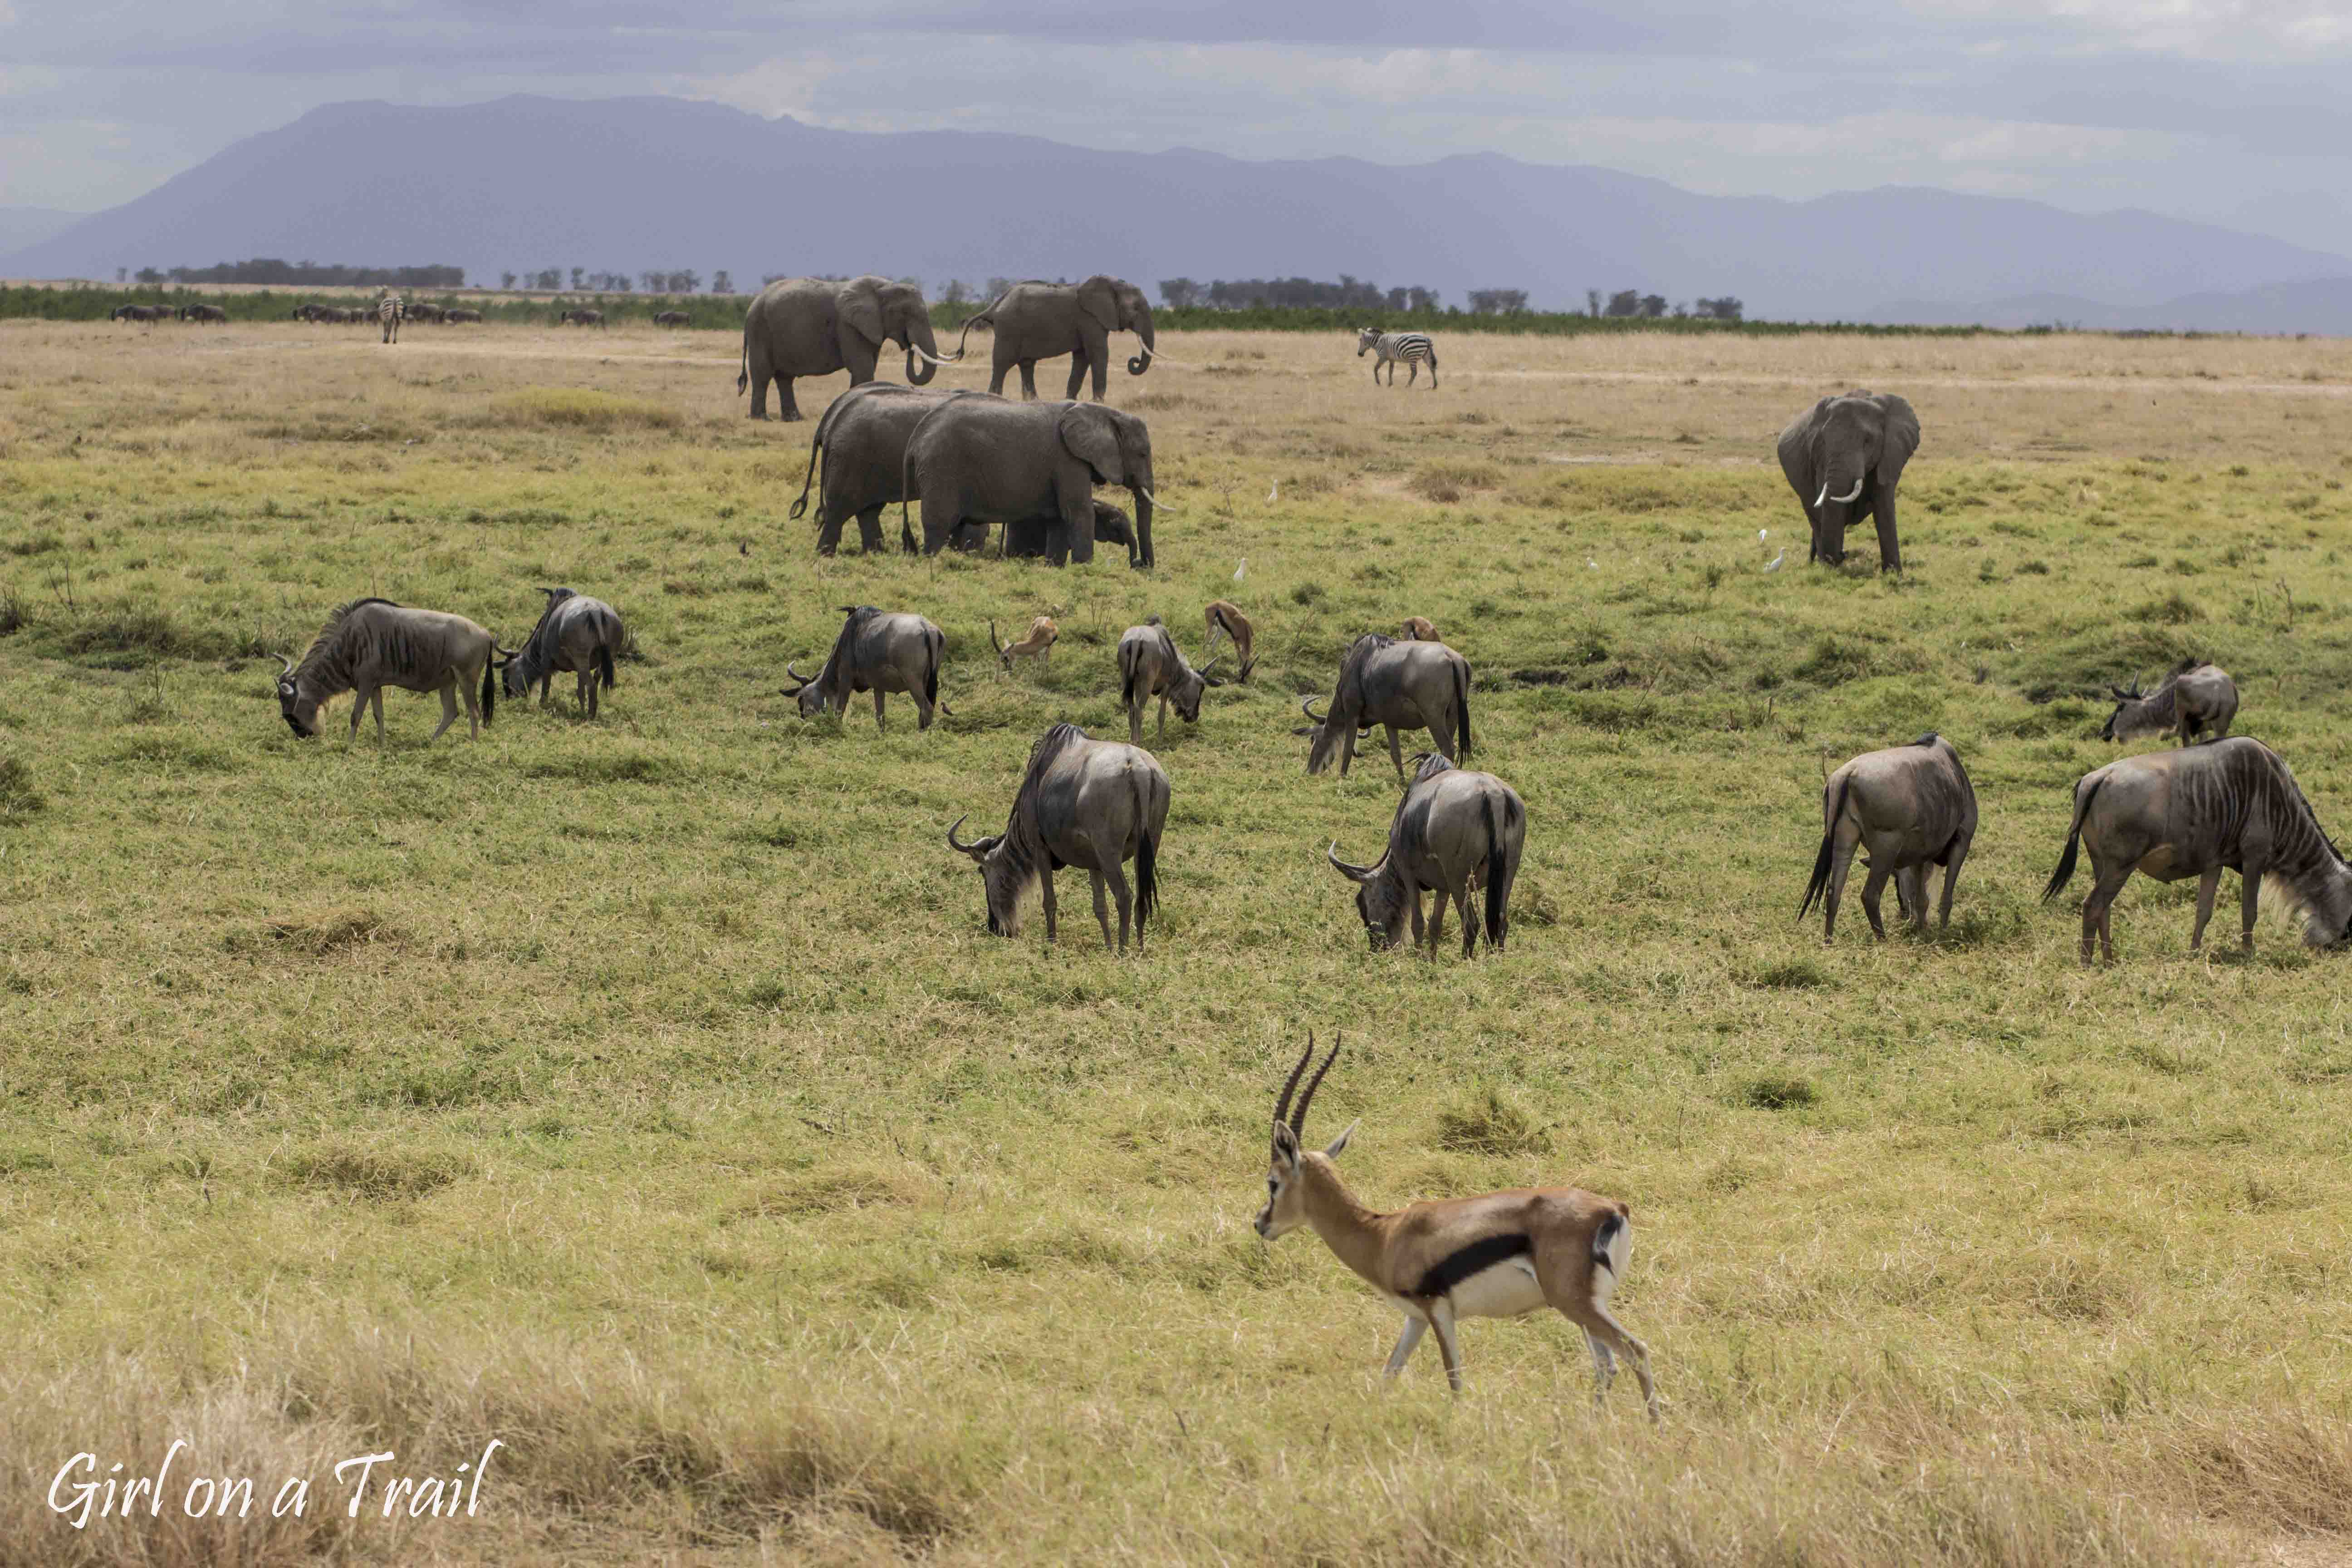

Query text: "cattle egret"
[1267, 483, 1278, 503]
[1234, 559, 1246, 581]
[1764, 549, 1785, 572]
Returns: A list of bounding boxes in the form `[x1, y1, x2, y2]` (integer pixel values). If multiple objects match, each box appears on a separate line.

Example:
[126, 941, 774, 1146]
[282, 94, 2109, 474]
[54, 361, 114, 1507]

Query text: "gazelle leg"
[1430, 1300, 1465, 1394]
[1588, 1307, 1658, 1423]
[1384, 1316, 1426, 1380]
[2191, 867, 2222, 951]
[1583, 1328, 1617, 1406]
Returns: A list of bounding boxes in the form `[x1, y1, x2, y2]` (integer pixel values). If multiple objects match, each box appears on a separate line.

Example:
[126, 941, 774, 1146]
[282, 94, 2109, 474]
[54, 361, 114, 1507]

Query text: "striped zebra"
[376, 289, 404, 345]
[1357, 328, 1437, 388]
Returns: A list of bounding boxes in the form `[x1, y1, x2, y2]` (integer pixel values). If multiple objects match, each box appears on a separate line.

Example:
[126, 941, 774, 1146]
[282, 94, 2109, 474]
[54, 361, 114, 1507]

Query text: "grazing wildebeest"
[1117, 616, 1225, 745]
[111, 305, 159, 323]
[1399, 616, 1439, 642]
[2043, 736, 2352, 963]
[1326, 753, 1524, 958]
[1299, 633, 1472, 779]
[177, 304, 227, 323]
[559, 309, 606, 328]
[782, 605, 946, 731]
[405, 301, 447, 324]
[1202, 600, 1256, 682]
[444, 308, 483, 324]
[653, 310, 690, 328]
[946, 721, 1169, 953]
[1799, 734, 1978, 943]
[990, 615, 1058, 668]
[273, 598, 500, 744]
[2102, 660, 2239, 747]
[502, 588, 625, 717]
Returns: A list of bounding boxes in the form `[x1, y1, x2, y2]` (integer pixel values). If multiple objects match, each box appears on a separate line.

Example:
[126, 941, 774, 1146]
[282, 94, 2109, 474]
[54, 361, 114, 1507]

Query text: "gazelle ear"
[1271, 1122, 1301, 1166]
[1323, 1120, 1357, 1160]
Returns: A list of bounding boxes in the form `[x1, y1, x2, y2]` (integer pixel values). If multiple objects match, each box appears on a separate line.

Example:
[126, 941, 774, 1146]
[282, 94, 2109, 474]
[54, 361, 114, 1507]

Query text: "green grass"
[4, 321, 2352, 1563]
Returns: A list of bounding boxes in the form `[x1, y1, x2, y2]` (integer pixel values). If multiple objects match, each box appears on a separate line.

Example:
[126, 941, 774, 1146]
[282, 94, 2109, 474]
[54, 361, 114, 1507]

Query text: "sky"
[5, 0, 2352, 259]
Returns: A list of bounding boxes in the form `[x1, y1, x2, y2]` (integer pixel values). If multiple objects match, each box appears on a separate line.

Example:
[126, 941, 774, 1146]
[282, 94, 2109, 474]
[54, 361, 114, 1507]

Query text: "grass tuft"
[1433, 1085, 1550, 1156]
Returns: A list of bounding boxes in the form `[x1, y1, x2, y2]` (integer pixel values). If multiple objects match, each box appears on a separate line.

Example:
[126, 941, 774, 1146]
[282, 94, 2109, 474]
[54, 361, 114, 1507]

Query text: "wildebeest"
[783, 605, 946, 730]
[990, 615, 1058, 668]
[1117, 616, 1225, 745]
[2043, 735, 2352, 963]
[177, 304, 227, 323]
[1202, 600, 1256, 681]
[559, 309, 606, 328]
[111, 305, 160, 323]
[1300, 633, 1472, 779]
[444, 308, 483, 324]
[502, 588, 625, 717]
[405, 301, 447, 323]
[946, 722, 1169, 953]
[1399, 616, 1438, 642]
[1326, 753, 1524, 958]
[653, 310, 690, 328]
[2102, 660, 2238, 747]
[1799, 734, 1977, 942]
[273, 598, 500, 744]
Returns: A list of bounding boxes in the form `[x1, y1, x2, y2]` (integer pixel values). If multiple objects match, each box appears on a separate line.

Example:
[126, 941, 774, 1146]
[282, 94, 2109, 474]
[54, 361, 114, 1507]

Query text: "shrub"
[490, 388, 682, 431]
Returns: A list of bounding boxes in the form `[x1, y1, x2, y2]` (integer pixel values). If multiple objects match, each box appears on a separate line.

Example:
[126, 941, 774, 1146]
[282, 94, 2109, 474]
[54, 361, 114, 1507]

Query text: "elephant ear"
[838, 277, 884, 347]
[1058, 404, 1124, 485]
[1078, 276, 1120, 334]
[1873, 394, 1921, 485]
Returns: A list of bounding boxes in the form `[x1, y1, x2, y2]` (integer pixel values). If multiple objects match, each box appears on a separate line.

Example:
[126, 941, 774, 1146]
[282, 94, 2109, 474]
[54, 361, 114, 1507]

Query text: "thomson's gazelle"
[1253, 1036, 1659, 1417]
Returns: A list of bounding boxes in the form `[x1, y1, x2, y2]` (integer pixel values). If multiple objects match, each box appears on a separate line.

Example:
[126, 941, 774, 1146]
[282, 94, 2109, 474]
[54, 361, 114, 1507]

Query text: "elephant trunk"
[1130, 485, 1154, 570]
[1127, 308, 1156, 376]
[903, 313, 943, 385]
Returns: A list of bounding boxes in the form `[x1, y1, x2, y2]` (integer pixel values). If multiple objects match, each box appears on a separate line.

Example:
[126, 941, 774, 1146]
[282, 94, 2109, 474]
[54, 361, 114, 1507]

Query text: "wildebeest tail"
[1482, 790, 1513, 950]
[1453, 657, 1472, 760]
[925, 628, 943, 709]
[1133, 775, 1160, 933]
[2043, 775, 2103, 902]
[595, 642, 616, 690]
[1798, 776, 1850, 918]
[480, 657, 497, 725]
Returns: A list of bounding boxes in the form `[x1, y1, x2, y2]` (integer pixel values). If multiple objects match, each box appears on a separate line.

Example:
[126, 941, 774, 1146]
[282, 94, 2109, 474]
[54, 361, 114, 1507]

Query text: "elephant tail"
[735, 319, 750, 397]
[953, 289, 1009, 362]
[788, 416, 825, 521]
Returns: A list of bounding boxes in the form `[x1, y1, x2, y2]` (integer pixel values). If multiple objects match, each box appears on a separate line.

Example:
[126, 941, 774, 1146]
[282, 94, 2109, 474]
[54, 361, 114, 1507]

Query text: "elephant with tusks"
[737, 275, 957, 422]
[951, 277, 1156, 402]
[901, 397, 1163, 568]
[1776, 392, 1920, 572]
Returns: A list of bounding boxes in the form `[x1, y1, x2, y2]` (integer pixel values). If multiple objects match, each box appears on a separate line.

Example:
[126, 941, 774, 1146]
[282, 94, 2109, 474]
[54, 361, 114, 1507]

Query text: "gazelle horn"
[1271, 1034, 1315, 1132]
[1291, 1034, 1342, 1135]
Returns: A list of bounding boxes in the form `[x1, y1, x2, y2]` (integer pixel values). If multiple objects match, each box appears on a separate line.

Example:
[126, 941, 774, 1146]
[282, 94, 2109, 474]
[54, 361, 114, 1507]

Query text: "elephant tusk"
[1828, 477, 1864, 505]
[1138, 485, 1176, 514]
[1812, 482, 1828, 510]
[907, 343, 962, 366]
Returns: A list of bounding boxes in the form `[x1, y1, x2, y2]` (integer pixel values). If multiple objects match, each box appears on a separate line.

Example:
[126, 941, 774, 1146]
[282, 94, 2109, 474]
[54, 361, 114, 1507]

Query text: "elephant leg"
[775, 376, 801, 422]
[1019, 361, 1039, 399]
[1064, 349, 1088, 402]
[856, 506, 886, 554]
[919, 494, 959, 555]
[814, 508, 845, 555]
[1872, 488, 1901, 573]
[989, 348, 1012, 396]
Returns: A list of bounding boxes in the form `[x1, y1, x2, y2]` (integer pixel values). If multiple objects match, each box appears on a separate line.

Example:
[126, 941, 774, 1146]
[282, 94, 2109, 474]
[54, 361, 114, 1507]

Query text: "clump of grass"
[253, 906, 399, 956]
[2130, 590, 2204, 624]
[1408, 462, 1503, 504]
[0, 588, 24, 636]
[1433, 1085, 1550, 1156]
[491, 387, 682, 431]
[280, 1142, 471, 1200]
[1738, 959, 1831, 990]
[0, 755, 42, 818]
[1742, 1073, 1819, 1110]
[525, 752, 676, 784]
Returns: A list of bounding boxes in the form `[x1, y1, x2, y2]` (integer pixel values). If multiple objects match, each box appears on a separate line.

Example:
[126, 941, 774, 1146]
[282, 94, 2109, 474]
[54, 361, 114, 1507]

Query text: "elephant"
[1776, 392, 1920, 572]
[901, 398, 1162, 568]
[995, 501, 1137, 564]
[951, 277, 1156, 402]
[737, 275, 955, 422]
[789, 383, 963, 554]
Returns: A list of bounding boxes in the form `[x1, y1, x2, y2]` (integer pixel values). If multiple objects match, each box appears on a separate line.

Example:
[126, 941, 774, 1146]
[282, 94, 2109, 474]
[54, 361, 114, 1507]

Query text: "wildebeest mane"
[294, 597, 402, 688]
[519, 589, 577, 668]
[818, 605, 882, 689]
[1002, 722, 1088, 880]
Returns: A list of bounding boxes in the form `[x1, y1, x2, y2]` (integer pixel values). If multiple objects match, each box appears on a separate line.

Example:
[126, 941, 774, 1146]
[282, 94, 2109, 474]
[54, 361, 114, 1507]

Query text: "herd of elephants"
[254, 271, 2342, 1401]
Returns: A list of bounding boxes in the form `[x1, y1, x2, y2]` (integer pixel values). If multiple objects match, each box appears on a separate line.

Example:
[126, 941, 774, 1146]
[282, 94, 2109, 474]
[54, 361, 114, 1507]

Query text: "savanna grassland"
[6, 317, 2352, 1566]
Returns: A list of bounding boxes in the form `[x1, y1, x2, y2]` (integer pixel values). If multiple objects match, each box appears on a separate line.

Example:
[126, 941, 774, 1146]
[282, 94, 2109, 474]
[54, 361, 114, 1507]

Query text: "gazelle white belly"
[1448, 1257, 1547, 1320]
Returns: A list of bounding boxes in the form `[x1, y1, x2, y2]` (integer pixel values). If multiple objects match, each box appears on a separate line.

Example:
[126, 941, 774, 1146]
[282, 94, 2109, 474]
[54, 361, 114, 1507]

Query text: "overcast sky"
[6, 0, 2352, 258]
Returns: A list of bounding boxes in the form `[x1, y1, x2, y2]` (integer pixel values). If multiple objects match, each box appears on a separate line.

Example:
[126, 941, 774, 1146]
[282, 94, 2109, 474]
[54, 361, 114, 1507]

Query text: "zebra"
[1357, 328, 1437, 388]
[377, 289, 404, 345]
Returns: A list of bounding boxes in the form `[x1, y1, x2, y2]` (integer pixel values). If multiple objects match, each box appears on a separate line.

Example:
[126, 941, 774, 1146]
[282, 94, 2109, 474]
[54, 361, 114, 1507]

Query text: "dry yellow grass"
[4, 317, 2352, 1564]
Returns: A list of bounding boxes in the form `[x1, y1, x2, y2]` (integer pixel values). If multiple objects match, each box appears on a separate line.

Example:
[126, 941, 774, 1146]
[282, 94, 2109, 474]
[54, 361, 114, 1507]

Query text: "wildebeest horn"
[274, 653, 294, 678]
[1292, 1033, 1340, 1136]
[1301, 696, 1326, 723]
[1828, 477, 1864, 505]
[946, 813, 993, 859]
[1271, 1034, 1315, 1136]
[1327, 840, 1377, 882]
[783, 660, 811, 692]
[491, 645, 518, 667]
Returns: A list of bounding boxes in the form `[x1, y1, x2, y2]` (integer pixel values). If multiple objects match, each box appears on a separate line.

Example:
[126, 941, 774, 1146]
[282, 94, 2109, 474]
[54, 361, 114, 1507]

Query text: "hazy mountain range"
[7, 94, 2351, 332]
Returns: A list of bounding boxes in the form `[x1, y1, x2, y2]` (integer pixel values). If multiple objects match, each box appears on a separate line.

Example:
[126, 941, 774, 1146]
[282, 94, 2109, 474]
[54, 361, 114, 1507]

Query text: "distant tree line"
[131, 260, 466, 288]
[1587, 289, 1744, 322]
[1154, 277, 1441, 312]
[497, 268, 735, 294]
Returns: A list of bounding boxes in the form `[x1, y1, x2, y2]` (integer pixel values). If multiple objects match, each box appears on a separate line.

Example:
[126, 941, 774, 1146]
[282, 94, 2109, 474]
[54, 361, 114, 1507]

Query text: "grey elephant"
[736, 275, 953, 421]
[788, 383, 964, 554]
[998, 501, 1137, 564]
[902, 398, 1162, 568]
[1776, 392, 1920, 571]
[951, 277, 1156, 401]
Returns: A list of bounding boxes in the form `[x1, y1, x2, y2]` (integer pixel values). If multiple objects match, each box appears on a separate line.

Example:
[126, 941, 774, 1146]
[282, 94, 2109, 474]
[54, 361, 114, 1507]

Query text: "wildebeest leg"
[1859, 861, 1892, 940]
[2080, 860, 2134, 965]
[1426, 886, 1449, 960]
[1899, 866, 1929, 932]
[2190, 867, 2222, 951]
[1938, 836, 1971, 929]
[1406, 882, 1426, 949]
[576, 667, 593, 717]
[1107, 861, 1137, 953]
[1455, 875, 1478, 958]
[1387, 725, 1405, 779]
[1088, 870, 1114, 952]
[2238, 855, 2264, 951]
[1157, 694, 1167, 738]
[1821, 828, 1860, 944]
[871, 691, 886, 732]
[429, 686, 460, 744]
[536, 674, 552, 708]
[1038, 869, 1057, 943]
[912, 683, 936, 732]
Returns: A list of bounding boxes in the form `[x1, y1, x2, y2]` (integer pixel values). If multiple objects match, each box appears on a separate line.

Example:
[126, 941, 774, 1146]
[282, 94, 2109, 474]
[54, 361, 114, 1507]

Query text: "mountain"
[7, 94, 2351, 328]
[0, 207, 93, 260]
[1868, 278, 2352, 334]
